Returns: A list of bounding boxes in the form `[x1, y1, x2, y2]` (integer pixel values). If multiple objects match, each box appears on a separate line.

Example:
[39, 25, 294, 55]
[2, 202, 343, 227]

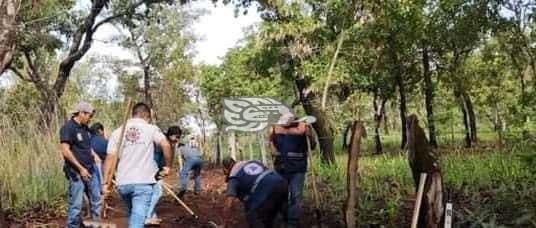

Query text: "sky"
[87, 1, 261, 65]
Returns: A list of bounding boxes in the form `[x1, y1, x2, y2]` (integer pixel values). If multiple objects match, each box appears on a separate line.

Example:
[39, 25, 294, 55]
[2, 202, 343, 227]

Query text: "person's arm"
[222, 179, 241, 227]
[158, 138, 172, 177]
[60, 143, 91, 181]
[102, 131, 119, 197]
[153, 129, 171, 177]
[222, 196, 241, 227]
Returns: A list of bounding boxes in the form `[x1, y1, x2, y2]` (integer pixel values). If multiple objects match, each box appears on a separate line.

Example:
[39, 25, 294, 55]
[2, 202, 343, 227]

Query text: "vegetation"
[1, 0, 536, 226]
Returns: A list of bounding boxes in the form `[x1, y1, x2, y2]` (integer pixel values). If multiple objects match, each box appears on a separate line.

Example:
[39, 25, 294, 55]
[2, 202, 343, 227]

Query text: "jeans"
[146, 181, 163, 219]
[66, 166, 102, 228]
[117, 184, 154, 228]
[279, 172, 305, 226]
[179, 157, 203, 192]
[246, 180, 288, 228]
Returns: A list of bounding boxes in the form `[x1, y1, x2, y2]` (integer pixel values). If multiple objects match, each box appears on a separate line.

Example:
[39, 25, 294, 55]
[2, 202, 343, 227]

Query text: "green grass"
[307, 138, 536, 227]
[1, 124, 535, 226]
[0, 121, 67, 215]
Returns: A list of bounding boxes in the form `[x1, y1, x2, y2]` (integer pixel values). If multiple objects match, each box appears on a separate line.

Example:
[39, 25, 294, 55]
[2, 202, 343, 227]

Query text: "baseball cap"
[275, 112, 296, 125]
[71, 101, 95, 114]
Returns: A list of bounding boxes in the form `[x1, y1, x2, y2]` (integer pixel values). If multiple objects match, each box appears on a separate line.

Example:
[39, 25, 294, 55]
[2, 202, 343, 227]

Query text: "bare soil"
[8, 166, 343, 228]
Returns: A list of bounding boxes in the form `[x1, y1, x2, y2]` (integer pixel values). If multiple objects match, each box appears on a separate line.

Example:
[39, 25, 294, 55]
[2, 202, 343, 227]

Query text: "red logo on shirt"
[125, 127, 141, 143]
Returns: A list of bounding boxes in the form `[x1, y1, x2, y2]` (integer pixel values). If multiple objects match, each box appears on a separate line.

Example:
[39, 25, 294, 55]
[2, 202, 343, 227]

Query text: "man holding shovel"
[59, 101, 102, 228]
[269, 113, 316, 228]
[103, 102, 173, 228]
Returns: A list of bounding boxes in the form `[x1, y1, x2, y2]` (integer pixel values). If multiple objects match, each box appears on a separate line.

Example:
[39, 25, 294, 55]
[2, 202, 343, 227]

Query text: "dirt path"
[13, 167, 343, 228]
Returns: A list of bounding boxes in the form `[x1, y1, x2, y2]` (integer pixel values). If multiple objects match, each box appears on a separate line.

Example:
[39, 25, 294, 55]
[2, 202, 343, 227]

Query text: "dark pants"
[246, 180, 288, 228]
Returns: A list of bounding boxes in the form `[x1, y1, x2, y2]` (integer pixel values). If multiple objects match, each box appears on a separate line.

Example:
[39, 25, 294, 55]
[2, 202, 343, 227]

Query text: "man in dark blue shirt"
[222, 157, 288, 228]
[90, 122, 108, 161]
[59, 101, 101, 227]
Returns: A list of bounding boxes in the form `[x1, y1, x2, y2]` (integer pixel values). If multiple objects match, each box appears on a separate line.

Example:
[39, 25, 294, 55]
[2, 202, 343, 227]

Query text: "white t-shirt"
[107, 118, 166, 185]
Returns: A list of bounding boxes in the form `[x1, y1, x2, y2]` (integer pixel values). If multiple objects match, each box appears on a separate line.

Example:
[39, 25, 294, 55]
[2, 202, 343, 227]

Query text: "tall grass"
[308, 139, 536, 226]
[0, 119, 66, 215]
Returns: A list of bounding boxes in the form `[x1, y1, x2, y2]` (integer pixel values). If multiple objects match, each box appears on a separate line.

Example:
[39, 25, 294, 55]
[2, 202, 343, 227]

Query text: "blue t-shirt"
[90, 134, 108, 161]
[153, 143, 165, 169]
[226, 161, 284, 210]
[59, 119, 94, 171]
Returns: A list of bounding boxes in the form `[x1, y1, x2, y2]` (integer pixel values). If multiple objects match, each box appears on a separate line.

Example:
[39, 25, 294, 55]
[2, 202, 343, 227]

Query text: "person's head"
[90, 122, 105, 136]
[166, 126, 182, 145]
[222, 157, 236, 180]
[72, 101, 95, 125]
[132, 102, 151, 121]
[189, 137, 198, 148]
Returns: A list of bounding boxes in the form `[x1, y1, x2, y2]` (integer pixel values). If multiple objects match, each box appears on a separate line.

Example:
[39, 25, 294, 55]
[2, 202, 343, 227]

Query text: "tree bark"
[216, 130, 222, 164]
[396, 70, 408, 149]
[383, 102, 389, 135]
[228, 132, 236, 160]
[259, 132, 267, 164]
[406, 114, 443, 228]
[372, 92, 387, 154]
[0, 0, 20, 74]
[422, 43, 438, 148]
[296, 77, 335, 164]
[344, 121, 365, 228]
[454, 87, 476, 147]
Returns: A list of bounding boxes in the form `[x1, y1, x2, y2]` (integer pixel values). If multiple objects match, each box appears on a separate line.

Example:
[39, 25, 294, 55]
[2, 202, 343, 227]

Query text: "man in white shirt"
[103, 102, 172, 228]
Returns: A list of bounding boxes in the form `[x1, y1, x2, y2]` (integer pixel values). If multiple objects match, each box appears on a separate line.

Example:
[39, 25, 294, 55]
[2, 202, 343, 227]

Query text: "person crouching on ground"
[60, 101, 102, 228]
[103, 102, 172, 228]
[177, 138, 203, 198]
[221, 157, 288, 228]
[145, 126, 182, 226]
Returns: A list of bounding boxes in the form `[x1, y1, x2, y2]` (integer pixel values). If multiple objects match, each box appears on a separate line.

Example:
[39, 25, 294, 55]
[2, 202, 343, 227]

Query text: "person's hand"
[93, 154, 102, 163]
[102, 184, 112, 199]
[79, 167, 92, 182]
[157, 166, 170, 179]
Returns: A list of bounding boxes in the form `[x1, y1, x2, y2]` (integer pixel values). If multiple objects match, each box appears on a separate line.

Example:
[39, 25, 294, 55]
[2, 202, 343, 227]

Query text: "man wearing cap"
[221, 157, 288, 228]
[103, 102, 172, 228]
[268, 112, 316, 228]
[59, 101, 102, 227]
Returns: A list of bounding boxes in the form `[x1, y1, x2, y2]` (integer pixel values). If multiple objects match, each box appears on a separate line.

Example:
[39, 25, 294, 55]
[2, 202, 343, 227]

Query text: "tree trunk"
[0, 0, 20, 73]
[406, 114, 443, 228]
[464, 91, 477, 143]
[258, 133, 267, 164]
[383, 102, 389, 135]
[344, 121, 365, 228]
[422, 43, 438, 148]
[0, 184, 6, 228]
[304, 103, 335, 164]
[228, 132, 236, 160]
[372, 93, 386, 154]
[216, 131, 222, 164]
[295, 75, 335, 164]
[455, 88, 472, 148]
[142, 65, 154, 108]
[396, 73, 408, 149]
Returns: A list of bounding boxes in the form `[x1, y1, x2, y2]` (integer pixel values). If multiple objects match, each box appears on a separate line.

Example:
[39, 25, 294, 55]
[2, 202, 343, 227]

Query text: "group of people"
[60, 101, 315, 228]
[60, 101, 203, 228]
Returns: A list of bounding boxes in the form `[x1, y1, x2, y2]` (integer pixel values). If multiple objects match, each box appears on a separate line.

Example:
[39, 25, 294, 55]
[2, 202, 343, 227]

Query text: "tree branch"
[8, 67, 33, 82]
[92, 0, 147, 32]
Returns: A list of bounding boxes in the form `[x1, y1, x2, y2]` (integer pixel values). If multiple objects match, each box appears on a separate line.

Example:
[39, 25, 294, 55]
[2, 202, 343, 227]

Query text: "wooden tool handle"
[411, 173, 428, 228]
[161, 181, 198, 218]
